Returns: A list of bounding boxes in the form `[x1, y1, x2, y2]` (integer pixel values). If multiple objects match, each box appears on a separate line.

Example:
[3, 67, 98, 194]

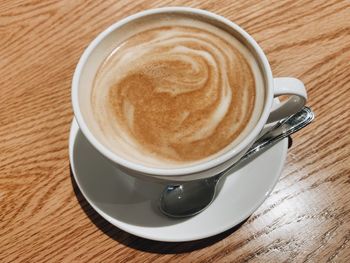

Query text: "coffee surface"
[92, 15, 263, 167]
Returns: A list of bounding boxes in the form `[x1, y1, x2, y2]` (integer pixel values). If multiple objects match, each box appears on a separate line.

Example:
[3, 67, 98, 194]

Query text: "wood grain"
[0, 0, 349, 262]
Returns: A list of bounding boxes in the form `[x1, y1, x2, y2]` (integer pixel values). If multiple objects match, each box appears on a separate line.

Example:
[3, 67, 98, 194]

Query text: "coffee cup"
[72, 7, 307, 181]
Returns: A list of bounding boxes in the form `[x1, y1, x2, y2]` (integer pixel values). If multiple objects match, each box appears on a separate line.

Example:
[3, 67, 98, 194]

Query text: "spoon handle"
[243, 106, 314, 160]
[217, 106, 314, 178]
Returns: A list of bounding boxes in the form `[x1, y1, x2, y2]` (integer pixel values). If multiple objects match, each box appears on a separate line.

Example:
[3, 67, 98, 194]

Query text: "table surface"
[1, 0, 349, 262]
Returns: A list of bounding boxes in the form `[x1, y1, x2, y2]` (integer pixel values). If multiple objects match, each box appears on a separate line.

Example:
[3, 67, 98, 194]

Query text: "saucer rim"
[69, 118, 288, 242]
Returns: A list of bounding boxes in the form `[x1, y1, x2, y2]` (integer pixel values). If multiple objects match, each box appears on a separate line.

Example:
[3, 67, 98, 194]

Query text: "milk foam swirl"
[92, 20, 260, 165]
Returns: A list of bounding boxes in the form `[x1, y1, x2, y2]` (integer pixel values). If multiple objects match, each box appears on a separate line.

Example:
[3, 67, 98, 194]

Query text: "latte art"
[92, 16, 264, 167]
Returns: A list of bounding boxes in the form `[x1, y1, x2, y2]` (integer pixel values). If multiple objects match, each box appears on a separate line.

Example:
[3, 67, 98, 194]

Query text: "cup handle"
[267, 77, 308, 123]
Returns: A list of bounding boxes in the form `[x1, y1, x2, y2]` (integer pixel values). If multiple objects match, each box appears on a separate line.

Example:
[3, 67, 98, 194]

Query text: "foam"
[91, 14, 265, 168]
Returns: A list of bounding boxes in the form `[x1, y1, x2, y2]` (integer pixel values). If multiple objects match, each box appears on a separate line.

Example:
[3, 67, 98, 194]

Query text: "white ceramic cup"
[72, 7, 307, 182]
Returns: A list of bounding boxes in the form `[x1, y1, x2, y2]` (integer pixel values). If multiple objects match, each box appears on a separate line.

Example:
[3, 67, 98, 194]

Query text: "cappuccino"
[91, 14, 264, 167]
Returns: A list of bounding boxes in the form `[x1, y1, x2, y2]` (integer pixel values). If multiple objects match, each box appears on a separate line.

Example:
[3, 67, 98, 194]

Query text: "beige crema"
[91, 14, 265, 168]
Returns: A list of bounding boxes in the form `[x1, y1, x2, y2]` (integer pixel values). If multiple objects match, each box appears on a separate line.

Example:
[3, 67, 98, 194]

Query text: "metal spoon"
[159, 106, 314, 218]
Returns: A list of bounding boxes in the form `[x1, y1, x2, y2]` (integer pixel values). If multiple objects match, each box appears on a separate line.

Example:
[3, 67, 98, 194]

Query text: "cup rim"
[71, 7, 274, 177]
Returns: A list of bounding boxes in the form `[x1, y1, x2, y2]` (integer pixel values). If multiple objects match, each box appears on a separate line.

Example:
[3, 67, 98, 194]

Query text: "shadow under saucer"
[70, 171, 248, 253]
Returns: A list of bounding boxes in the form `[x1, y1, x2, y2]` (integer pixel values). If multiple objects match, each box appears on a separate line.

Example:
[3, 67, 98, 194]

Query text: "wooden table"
[1, 0, 349, 262]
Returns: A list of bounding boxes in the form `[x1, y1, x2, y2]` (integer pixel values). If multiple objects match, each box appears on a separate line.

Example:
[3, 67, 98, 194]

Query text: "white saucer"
[69, 118, 288, 242]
